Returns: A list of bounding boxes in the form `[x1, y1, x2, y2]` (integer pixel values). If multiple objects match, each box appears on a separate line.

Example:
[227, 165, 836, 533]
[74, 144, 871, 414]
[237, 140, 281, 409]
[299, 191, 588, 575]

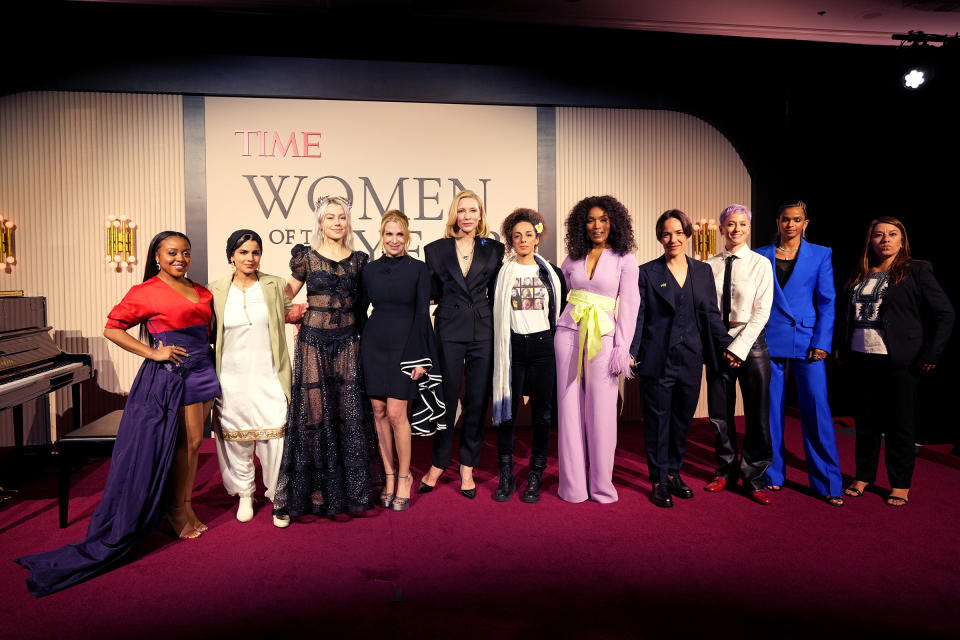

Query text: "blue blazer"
[756, 240, 835, 358]
[629, 255, 731, 377]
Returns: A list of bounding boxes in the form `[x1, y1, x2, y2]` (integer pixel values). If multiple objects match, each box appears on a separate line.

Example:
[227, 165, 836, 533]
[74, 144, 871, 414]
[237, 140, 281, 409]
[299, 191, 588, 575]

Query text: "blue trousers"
[766, 357, 842, 497]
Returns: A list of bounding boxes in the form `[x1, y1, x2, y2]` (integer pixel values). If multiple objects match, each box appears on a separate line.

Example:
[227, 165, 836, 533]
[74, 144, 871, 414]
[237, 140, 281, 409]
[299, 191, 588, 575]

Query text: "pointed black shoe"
[492, 455, 516, 502]
[459, 465, 476, 499]
[417, 466, 446, 494]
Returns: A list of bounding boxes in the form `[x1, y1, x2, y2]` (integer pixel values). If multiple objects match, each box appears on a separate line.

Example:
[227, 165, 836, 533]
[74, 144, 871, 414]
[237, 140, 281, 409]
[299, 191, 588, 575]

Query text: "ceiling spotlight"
[904, 68, 926, 89]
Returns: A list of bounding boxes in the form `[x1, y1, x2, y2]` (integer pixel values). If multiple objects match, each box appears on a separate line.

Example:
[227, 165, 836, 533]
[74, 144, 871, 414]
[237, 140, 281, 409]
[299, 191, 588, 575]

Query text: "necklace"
[776, 245, 799, 255]
[457, 239, 474, 262]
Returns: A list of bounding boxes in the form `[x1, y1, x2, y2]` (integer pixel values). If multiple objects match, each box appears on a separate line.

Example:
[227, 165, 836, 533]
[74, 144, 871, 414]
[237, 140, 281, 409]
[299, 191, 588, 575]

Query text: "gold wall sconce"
[693, 218, 718, 261]
[0, 215, 16, 273]
[105, 216, 137, 271]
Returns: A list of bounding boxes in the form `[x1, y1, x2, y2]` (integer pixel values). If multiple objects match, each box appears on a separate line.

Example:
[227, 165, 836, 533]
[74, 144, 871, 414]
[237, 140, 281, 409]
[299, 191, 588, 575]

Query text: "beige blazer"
[208, 273, 293, 402]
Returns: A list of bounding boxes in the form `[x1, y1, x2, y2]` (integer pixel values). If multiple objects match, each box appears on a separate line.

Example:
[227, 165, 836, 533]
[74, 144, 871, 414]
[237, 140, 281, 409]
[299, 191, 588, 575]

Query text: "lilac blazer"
[558, 249, 641, 376]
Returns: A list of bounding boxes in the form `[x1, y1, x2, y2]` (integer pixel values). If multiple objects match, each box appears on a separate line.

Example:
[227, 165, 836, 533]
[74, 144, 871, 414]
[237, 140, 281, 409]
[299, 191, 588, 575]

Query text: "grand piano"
[1, 296, 93, 464]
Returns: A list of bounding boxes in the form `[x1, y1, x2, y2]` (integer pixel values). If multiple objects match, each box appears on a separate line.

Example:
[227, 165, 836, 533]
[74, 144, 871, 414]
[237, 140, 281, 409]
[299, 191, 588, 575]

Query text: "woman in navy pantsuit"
[755, 201, 844, 505]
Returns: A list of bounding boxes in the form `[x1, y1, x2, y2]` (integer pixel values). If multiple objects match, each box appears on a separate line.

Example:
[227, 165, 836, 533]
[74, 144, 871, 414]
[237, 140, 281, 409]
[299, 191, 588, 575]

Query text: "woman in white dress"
[209, 229, 304, 527]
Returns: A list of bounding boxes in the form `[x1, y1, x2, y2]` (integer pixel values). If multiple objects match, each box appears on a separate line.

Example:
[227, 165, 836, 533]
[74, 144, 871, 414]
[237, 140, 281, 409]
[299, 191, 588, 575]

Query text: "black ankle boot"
[492, 455, 515, 502]
[522, 457, 547, 503]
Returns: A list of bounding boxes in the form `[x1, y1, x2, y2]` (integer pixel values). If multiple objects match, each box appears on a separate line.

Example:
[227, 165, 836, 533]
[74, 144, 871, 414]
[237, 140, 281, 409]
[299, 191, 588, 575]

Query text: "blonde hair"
[443, 189, 490, 238]
[313, 196, 354, 250]
[380, 209, 411, 253]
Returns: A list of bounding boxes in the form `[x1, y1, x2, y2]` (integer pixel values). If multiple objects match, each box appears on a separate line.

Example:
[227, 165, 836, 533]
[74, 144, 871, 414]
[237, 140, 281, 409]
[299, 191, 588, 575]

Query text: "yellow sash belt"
[567, 289, 616, 380]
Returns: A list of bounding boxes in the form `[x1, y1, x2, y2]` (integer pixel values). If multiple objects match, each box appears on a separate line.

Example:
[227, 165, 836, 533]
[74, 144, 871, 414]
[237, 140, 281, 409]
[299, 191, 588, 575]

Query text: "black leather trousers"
[706, 332, 773, 491]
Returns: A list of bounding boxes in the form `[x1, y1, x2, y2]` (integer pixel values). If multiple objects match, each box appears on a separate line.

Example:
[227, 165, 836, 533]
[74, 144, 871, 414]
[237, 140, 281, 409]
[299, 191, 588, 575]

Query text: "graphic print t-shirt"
[509, 263, 550, 334]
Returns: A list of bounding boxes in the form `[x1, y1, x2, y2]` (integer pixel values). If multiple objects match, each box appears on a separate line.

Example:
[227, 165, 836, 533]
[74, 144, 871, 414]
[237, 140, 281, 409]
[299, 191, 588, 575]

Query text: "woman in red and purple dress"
[15, 231, 220, 597]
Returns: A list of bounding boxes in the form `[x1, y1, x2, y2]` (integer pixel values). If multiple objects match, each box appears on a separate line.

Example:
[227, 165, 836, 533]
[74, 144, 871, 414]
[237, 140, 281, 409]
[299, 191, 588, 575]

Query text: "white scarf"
[492, 253, 563, 425]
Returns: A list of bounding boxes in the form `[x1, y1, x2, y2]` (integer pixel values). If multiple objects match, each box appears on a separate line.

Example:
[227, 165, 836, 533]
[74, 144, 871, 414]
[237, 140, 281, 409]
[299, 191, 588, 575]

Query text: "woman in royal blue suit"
[756, 201, 844, 505]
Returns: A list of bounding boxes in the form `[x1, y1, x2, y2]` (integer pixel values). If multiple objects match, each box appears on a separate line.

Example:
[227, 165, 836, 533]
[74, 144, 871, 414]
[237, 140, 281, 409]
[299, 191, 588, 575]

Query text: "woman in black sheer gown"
[271, 196, 383, 523]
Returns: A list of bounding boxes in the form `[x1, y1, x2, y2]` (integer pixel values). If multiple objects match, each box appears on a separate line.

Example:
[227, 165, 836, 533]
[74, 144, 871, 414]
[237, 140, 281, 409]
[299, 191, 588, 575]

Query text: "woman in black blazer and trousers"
[419, 190, 505, 498]
[841, 216, 954, 506]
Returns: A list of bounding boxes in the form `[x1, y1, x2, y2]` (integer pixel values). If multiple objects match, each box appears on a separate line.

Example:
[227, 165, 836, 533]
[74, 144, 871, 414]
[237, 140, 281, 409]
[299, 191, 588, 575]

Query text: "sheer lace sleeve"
[290, 244, 310, 282]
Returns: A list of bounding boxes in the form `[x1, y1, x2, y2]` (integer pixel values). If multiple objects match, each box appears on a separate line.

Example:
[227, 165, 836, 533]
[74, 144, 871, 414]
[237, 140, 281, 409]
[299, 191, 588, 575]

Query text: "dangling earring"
[231, 260, 236, 272]
[155, 260, 160, 271]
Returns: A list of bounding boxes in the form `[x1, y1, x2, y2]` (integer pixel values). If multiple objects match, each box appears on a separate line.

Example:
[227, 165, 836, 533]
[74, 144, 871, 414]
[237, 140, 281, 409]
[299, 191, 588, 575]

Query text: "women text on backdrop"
[360, 210, 444, 512]
[555, 195, 639, 504]
[704, 205, 775, 504]
[630, 210, 734, 508]
[16, 231, 220, 596]
[420, 190, 504, 498]
[491, 208, 565, 503]
[840, 217, 954, 506]
[755, 201, 844, 505]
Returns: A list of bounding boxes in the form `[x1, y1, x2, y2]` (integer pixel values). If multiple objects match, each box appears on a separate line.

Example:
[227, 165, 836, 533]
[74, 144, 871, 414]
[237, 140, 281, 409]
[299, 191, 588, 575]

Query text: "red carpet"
[2, 416, 958, 639]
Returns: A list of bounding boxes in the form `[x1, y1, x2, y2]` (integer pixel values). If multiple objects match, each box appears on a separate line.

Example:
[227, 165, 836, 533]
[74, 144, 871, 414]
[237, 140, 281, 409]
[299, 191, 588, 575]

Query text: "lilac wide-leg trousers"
[555, 326, 620, 503]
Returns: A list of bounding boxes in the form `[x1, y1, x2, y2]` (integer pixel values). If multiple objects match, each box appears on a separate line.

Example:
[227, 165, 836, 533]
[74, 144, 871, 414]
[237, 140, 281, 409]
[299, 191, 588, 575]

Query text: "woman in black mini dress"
[360, 210, 444, 511]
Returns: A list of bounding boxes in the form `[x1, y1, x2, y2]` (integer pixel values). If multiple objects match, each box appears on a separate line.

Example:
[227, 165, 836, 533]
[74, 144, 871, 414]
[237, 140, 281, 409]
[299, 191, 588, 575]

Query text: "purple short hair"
[719, 204, 751, 226]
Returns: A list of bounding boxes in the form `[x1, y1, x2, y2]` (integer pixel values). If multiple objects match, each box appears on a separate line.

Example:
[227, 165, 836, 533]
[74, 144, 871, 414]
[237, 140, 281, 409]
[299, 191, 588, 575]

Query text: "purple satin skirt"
[14, 325, 219, 597]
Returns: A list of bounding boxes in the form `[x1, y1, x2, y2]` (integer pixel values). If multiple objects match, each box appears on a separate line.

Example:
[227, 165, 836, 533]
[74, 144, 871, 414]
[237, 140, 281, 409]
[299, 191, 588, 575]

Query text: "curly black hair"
[500, 207, 546, 253]
[564, 195, 636, 260]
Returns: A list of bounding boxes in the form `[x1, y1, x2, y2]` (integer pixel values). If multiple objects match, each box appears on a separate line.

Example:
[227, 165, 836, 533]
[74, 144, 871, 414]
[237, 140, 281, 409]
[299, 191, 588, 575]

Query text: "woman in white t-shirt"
[491, 208, 566, 503]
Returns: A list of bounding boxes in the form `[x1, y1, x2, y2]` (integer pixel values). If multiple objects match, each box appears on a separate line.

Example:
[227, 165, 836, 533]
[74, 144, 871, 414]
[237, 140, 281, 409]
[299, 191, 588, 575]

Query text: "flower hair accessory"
[535, 222, 544, 234]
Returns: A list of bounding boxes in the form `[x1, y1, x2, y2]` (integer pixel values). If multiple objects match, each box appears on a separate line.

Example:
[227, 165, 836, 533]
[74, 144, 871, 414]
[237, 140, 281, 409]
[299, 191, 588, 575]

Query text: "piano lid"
[0, 327, 62, 375]
[1, 296, 46, 333]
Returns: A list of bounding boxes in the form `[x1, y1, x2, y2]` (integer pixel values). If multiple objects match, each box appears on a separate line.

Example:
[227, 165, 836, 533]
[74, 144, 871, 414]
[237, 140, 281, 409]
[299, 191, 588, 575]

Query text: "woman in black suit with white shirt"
[841, 216, 954, 506]
[419, 189, 505, 498]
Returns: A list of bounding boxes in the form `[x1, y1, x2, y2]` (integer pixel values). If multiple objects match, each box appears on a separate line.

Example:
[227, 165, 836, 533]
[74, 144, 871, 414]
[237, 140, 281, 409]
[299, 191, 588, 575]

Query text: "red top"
[105, 277, 213, 334]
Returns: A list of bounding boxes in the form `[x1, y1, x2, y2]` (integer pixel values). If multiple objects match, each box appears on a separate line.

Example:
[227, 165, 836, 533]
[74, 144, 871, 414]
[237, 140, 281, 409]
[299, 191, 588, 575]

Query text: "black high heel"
[460, 465, 476, 500]
[417, 466, 446, 494]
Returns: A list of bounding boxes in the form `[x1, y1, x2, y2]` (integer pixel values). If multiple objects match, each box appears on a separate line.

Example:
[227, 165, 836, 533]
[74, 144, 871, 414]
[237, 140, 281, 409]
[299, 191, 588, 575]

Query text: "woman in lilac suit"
[555, 196, 639, 503]
[756, 200, 843, 505]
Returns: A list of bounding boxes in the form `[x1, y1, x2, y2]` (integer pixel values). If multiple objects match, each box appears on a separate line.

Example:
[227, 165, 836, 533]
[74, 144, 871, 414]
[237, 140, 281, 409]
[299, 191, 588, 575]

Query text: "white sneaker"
[273, 514, 290, 528]
[236, 496, 254, 523]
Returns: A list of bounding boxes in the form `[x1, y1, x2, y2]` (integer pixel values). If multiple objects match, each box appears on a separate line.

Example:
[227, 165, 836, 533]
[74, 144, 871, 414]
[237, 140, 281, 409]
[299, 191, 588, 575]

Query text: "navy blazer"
[841, 260, 954, 366]
[756, 240, 835, 358]
[629, 255, 731, 377]
[424, 236, 505, 343]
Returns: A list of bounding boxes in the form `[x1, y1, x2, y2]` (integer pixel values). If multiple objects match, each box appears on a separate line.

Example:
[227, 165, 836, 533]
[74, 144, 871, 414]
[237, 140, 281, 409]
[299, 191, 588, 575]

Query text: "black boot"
[492, 454, 515, 502]
[521, 456, 547, 503]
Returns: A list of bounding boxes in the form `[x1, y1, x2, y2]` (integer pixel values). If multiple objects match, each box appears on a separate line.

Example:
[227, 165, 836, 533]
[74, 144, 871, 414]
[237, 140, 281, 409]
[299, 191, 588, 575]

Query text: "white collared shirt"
[706, 244, 773, 361]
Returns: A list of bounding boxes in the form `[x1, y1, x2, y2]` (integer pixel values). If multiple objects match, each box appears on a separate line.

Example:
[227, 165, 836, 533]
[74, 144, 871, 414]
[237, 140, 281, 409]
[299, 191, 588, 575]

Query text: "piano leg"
[72, 382, 82, 432]
[58, 450, 70, 527]
[1, 405, 24, 498]
[13, 404, 24, 457]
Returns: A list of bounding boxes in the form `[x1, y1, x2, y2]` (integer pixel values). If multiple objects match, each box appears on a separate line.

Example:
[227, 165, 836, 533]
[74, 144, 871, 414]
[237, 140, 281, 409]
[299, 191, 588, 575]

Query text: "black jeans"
[496, 330, 555, 462]
[706, 332, 772, 491]
[847, 350, 920, 489]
